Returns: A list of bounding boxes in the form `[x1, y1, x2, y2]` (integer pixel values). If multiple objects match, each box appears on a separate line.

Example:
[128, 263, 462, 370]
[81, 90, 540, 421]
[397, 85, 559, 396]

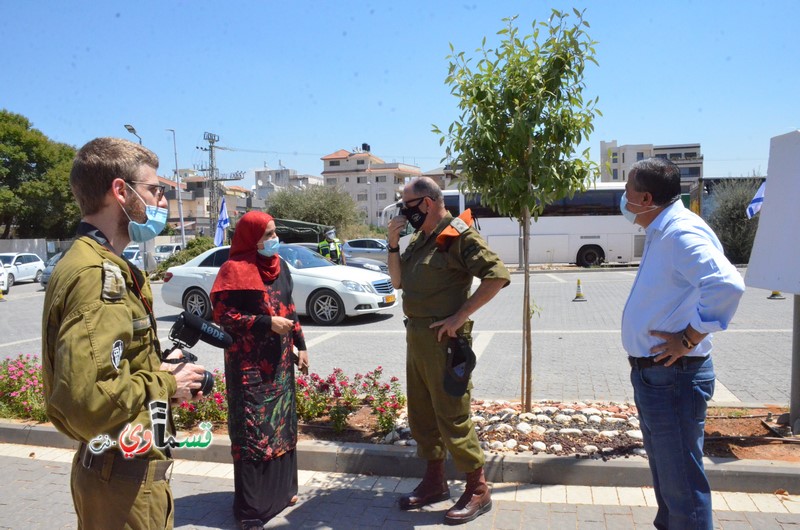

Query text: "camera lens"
[192, 370, 215, 396]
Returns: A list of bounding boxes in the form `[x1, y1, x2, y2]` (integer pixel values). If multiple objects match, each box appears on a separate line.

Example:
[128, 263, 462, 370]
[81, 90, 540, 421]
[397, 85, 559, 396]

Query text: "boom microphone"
[169, 311, 233, 349]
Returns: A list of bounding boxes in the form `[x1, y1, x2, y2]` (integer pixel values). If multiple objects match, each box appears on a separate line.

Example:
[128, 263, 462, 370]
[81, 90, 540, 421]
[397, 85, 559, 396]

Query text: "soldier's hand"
[388, 216, 406, 246]
[271, 316, 294, 335]
[430, 314, 467, 342]
[162, 349, 207, 402]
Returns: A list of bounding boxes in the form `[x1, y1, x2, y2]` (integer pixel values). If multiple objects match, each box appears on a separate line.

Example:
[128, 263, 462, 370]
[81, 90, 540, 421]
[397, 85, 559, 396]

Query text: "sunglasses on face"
[128, 180, 166, 200]
[401, 196, 429, 209]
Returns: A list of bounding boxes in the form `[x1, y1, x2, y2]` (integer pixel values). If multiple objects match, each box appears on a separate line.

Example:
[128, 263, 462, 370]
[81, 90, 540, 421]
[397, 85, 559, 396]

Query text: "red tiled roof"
[321, 149, 351, 160]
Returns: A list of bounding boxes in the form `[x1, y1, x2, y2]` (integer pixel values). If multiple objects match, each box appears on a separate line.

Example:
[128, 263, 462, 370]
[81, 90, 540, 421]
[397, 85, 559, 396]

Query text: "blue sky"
[3, 1, 798, 189]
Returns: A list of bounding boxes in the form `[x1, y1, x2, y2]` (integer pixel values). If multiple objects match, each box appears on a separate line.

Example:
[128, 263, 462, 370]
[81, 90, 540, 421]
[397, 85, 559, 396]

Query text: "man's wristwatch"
[681, 332, 698, 350]
[387, 244, 400, 253]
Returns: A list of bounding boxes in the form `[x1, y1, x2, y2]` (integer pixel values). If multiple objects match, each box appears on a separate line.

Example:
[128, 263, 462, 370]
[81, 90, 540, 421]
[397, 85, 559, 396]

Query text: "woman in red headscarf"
[210, 211, 309, 529]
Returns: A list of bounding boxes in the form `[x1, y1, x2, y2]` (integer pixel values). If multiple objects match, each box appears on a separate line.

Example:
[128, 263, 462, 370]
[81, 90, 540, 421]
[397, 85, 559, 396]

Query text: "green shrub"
[706, 178, 762, 264]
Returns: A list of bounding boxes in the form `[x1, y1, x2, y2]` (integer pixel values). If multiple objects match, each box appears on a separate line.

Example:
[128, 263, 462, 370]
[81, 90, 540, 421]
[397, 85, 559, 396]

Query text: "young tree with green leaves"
[265, 185, 362, 234]
[0, 110, 79, 239]
[707, 177, 763, 264]
[434, 9, 601, 411]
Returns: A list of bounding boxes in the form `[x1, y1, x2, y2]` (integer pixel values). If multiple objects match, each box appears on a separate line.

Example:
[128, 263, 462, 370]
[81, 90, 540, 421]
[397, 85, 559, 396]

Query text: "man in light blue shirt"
[621, 158, 745, 530]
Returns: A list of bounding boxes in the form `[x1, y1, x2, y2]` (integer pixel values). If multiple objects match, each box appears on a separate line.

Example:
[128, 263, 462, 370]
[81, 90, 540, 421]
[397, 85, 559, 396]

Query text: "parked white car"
[0, 252, 46, 288]
[154, 243, 182, 263]
[161, 244, 397, 325]
[342, 238, 389, 263]
[0, 266, 8, 295]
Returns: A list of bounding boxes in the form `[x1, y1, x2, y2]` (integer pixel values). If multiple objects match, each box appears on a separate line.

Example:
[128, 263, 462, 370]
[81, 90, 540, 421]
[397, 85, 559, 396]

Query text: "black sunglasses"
[401, 196, 430, 209]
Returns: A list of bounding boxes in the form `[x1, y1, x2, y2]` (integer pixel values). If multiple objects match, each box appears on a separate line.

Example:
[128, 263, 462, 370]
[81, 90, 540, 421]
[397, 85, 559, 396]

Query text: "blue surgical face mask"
[258, 237, 280, 257]
[122, 184, 168, 242]
[619, 192, 639, 224]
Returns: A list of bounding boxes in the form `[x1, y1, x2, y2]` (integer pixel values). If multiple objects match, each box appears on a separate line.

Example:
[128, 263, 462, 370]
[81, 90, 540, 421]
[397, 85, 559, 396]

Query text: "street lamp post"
[124, 124, 142, 145]
[166, 129, 187, 248]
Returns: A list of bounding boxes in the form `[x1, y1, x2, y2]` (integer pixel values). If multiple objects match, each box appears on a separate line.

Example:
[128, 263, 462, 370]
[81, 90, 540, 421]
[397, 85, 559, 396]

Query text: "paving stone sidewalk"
[2, 444, 800, 529]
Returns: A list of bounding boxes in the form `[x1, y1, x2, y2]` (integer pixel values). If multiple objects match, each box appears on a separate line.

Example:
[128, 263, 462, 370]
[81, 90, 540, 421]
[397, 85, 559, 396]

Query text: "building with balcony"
[253, 167, 322, 201]
[600, 140, 703, 193]
[321, 144, 422, 225]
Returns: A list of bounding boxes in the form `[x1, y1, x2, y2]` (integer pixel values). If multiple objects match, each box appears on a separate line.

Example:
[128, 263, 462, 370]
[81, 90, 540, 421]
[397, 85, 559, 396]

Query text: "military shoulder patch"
[449, 217, 469, 234]
[462, 243, 481, 259]
[111, 340, 124, 370]
[102, 260, 126, 301]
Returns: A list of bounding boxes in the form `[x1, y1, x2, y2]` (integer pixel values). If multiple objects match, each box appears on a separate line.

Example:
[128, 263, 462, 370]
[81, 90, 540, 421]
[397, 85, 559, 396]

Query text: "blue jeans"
[630, 356, 715, 530]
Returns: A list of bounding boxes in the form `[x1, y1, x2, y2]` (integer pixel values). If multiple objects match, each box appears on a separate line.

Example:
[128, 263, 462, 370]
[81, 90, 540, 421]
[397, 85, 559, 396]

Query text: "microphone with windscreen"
[162, 311, 233, 395]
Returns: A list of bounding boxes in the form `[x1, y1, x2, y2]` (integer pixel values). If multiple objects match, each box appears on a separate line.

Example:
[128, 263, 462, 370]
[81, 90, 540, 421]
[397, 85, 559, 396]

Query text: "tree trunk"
[522, 207, 533, 412]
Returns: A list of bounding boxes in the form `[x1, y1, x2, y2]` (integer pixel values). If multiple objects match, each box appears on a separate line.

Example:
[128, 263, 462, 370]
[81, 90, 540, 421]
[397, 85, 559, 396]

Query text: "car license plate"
[383, 294, 396, 304]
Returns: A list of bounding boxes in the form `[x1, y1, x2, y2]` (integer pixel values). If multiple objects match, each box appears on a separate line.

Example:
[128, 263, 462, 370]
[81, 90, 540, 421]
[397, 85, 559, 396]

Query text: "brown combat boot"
[398, 459, 450, 510]
[444, 467, 492, 525]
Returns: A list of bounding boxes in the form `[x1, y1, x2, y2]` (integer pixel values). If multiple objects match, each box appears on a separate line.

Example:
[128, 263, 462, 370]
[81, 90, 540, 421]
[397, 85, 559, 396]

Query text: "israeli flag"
[215, 197, 230, 246]
[746, 182, 766, 219]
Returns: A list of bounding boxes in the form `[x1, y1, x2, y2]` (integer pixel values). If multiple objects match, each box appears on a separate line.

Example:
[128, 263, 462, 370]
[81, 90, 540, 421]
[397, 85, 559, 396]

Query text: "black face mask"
[400, 197, 428, 230]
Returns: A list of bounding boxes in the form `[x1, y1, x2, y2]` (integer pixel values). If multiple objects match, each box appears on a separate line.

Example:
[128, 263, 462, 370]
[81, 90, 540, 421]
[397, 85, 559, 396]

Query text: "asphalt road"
[1, 268, 794, 405]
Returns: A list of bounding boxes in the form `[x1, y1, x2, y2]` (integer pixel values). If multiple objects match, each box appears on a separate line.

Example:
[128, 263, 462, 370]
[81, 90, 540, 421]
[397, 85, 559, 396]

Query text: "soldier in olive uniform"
[42, 138, 207, 529]
[387, 177, 510, 525]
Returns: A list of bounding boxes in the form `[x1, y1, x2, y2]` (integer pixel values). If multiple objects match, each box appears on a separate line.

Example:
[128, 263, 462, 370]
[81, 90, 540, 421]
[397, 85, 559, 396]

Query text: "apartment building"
[254, 167, 322, 201]
[600, 140, 703, 193]
[321, 144, 422, 225]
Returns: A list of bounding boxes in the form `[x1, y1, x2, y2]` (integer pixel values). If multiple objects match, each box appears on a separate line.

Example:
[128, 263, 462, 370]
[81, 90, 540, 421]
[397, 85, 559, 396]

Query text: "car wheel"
[6, 274, 14, 288]
[183, 288, 212, 320]
[576, 245, 604, 267]
[308, 289, 346, 325]
[35, 270, 43, 283]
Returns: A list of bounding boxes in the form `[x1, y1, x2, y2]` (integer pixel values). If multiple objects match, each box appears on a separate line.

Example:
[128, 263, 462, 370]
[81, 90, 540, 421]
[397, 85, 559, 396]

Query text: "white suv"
[0, 252, 46, 288]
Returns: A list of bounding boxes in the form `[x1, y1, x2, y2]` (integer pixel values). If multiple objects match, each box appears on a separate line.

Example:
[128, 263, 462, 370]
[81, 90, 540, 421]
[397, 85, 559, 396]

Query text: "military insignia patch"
[111, 340, 124, 370]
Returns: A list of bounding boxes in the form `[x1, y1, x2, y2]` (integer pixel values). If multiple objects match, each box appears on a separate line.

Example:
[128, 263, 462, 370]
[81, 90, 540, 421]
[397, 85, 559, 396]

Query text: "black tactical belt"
[78, 443, 172, 482]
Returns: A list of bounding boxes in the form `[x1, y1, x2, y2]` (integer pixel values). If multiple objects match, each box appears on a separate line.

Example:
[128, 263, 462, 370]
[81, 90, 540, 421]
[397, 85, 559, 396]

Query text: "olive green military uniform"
[42, 225, 178, 529]
[400, 214, 510, 473]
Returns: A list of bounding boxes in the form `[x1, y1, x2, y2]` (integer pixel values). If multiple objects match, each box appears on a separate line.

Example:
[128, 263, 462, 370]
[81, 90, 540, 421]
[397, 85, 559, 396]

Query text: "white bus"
[386, 183, 645, 267]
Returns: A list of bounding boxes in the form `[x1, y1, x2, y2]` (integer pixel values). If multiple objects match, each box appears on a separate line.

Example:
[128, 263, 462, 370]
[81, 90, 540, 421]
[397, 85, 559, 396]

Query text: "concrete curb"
[2, 420, 798, 494]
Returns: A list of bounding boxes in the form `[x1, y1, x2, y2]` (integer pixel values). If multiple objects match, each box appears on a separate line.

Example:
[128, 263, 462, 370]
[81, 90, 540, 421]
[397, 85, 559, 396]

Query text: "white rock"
[581, 428, 600, 436]
[515, 422, 533, 434]
[550, 444, 563, 452]
[583, 445, 599, 454]
[500, 407, 517, 415]
[572, 414, 588, 424]
[488, 415, 501, 423]
[600, 430, 620, 438]
[489, 441, 505, 450]
[558, 428, 582, 435]
[561, 408, 576, 414]
[581, 407, 602, 416]
[632, 448, 647, 456]
[406, 439, 417, 446]
[519, 413, 537, 422]
[495, 423, 514, 433]
[554, 414, 572, 424]
[505, 439, 518, 450]
[601, 447, 614, 454]
[518, 444, 529, 452]
[536, 415, 553, 423]
[471, 415, 487, 424]
[532, 441, 547, 452]
[626, 430, 643, 440]
[384, 431, 400, 444]
[588, 415, 602, 424]
[628, 417, 640, 428]
[393, 440, 406, 446]
[605, 417, 626, 424]
[531, 425, 548, 435]
[531, 407, 544, 414]
[542, 406, 559, 414]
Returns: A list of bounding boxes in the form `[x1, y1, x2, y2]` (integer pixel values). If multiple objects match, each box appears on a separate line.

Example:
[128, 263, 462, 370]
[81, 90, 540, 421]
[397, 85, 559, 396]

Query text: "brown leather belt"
[78, 443, 172, 483]
[628, 356, 708, 370]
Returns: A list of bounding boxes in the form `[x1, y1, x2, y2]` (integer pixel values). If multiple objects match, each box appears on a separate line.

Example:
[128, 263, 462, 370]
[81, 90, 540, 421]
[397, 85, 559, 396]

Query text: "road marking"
[711, 380, 740, 403]
[472, 332, 495, 362]
[0, 338, 40, 348]
[303, 332, 340, 348]
[544, 274, 567, 283]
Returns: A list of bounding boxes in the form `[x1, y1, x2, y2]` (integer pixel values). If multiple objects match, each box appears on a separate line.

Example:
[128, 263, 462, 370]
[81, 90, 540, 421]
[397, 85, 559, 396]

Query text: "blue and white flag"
[746, 182, 766, 219]
[214, 197, 230, 246]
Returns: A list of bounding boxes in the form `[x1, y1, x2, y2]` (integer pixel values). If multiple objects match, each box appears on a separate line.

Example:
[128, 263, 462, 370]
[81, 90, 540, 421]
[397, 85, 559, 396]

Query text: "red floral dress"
[211, 268, 306, 462]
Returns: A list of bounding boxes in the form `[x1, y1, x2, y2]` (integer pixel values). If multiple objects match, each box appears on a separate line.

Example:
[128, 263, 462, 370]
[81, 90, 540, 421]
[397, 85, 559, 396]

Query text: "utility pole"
[166, 129, 186, 247]
[197, 132, 220, 232]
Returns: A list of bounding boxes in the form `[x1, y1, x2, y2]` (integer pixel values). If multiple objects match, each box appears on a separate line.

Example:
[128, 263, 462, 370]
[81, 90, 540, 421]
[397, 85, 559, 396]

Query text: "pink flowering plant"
[172, 369, 228, 430]
[0, 354, 48, 422]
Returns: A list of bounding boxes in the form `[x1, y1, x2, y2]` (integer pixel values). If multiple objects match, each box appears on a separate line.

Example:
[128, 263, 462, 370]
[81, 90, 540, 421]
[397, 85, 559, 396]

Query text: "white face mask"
[620, 192, 657, 224]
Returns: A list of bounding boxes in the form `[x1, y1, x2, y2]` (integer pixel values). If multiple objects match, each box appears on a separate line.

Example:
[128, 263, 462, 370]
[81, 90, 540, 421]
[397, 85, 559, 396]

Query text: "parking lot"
[0, 268, 794, 405]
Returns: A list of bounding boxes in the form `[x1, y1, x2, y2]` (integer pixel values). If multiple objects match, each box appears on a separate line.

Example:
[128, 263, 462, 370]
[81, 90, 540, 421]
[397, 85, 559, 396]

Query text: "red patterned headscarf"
[211, 211, 281, 293]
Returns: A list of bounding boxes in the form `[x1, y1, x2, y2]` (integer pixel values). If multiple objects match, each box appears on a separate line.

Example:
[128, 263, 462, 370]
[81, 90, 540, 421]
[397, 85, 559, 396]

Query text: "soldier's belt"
[78, 443, 172, 482]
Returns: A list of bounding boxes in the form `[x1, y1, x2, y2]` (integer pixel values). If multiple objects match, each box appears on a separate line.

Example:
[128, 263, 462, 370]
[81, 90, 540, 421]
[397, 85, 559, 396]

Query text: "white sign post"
[745, 130, 800, 433]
